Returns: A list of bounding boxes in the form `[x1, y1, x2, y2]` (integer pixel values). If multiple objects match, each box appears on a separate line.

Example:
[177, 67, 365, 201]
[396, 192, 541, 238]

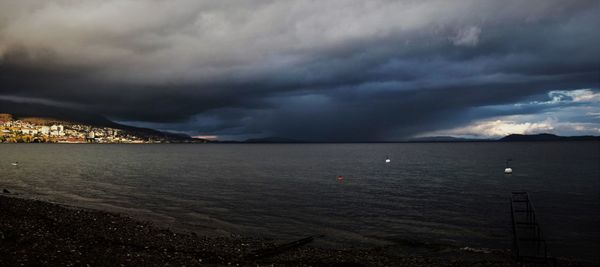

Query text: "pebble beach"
[0, 191, 592, 266]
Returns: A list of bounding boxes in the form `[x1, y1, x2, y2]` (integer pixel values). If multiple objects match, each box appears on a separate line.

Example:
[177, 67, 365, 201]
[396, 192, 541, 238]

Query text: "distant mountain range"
[236, 134, 599, 143]
[405, 136, 491, 142]
[244, 137, 307, 143]
[411, 134, 599, 142]
[2, 100, 598, 143]
[499, 133, 600, 142]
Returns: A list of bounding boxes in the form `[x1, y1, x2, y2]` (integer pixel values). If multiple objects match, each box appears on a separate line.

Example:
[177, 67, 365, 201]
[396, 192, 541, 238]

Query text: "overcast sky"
[1, 0, 598, 141]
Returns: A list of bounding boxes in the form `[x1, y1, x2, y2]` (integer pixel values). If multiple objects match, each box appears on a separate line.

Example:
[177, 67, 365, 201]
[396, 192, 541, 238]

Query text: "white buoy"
[385, 156, 391, 163]
[504, 159, 512, 174]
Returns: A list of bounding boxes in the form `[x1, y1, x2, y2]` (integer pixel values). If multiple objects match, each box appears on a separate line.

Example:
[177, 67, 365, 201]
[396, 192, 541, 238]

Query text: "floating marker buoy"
[337, 175, 344, 180]
[504, 159, 513, 174]
[385, 155, 391, 163]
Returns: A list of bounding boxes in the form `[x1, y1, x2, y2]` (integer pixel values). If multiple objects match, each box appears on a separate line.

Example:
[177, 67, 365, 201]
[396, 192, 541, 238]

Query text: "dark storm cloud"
[0, 0, 598, 140]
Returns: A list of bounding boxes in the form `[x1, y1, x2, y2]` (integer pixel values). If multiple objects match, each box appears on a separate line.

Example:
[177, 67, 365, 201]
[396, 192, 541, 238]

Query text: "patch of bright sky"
[421, 89, 600, 138]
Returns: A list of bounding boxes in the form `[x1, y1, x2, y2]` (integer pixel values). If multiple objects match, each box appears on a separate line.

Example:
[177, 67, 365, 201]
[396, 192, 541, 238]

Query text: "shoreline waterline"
[0, 192, 527, 266]
[3, 192, 597, 266]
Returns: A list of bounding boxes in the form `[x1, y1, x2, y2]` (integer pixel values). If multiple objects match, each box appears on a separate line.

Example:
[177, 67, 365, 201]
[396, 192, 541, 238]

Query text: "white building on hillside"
[39, 126, 50, 135]
[50, 124, 65, 136]
[21, 128, 38, 135]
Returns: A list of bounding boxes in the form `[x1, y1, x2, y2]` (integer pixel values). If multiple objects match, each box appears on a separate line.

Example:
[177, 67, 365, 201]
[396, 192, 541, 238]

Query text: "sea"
[1, 142, 598, 262]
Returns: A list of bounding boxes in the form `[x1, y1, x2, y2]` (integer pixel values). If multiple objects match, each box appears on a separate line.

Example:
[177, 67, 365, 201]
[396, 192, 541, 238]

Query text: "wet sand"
[0, 191, 591, 266]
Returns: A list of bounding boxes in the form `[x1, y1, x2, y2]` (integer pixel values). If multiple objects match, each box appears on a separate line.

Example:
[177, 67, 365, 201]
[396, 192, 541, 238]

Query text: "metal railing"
[510, 192, 552, 266]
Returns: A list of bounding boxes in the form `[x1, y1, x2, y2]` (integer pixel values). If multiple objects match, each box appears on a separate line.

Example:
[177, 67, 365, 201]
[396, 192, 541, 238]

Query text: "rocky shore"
[0, 192, 591, 266]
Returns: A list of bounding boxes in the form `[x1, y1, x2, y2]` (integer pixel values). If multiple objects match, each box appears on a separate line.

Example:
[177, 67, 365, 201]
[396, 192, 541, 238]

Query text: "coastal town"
[0, 114, 173, 143]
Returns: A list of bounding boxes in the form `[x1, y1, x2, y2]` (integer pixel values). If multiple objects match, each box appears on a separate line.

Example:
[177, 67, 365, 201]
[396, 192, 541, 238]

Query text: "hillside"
[499, 133, 600, 142]
[0, 100, 190, 141]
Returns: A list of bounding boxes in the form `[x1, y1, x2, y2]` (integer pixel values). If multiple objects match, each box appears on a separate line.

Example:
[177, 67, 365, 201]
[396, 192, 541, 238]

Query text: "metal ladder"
[510, 192, 553, 266]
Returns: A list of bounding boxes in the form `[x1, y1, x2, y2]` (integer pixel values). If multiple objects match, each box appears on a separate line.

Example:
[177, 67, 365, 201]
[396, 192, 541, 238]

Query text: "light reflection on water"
[0, 142, 598, 262]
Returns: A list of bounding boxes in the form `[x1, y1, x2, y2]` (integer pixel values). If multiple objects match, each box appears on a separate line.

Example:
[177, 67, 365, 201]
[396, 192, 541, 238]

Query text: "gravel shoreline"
[0, 192, 591, 266]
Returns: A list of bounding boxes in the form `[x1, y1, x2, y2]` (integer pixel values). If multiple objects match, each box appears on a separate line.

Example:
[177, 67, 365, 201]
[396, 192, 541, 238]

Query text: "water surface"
[1, 143, 598, 262]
